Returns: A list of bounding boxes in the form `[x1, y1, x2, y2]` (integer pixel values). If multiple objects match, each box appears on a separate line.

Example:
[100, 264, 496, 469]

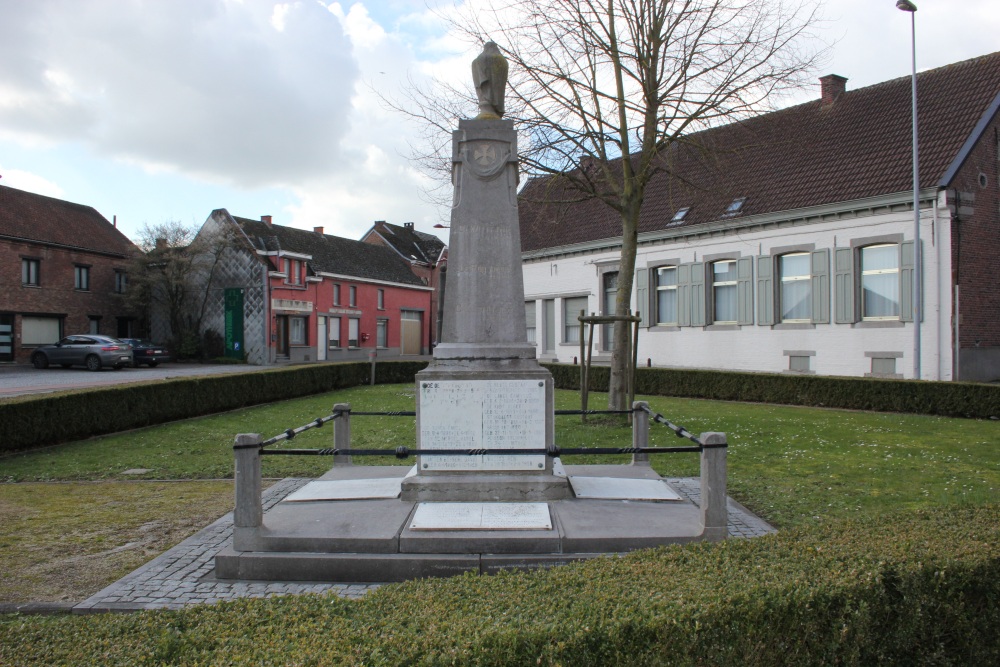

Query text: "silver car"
[30, 335, 134, 371]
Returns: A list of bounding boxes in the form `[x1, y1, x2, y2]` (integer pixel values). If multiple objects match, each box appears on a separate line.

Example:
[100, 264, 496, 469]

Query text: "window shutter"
[756, 256, 774, 326]
[677, 263, 691, 327]
[811, 249, 830, 324]
[690, 262, 706, 327]
[635, 268, 648, 327]
[834, 248, 855, 324]
[737, 257, 754, 325]
[900, 240, 917, 322]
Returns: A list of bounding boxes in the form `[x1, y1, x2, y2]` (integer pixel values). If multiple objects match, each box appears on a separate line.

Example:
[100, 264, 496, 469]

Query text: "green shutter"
[834, 247, 855, 324]
[690, 262, 706, 327]
[900, 240, 916, 322]
[737, 257, 754, 325]
[677, 264, 691, 327]
[756, 256, 774, 326]
[635, 268, 648, 327]
[811, 249, 830, 324]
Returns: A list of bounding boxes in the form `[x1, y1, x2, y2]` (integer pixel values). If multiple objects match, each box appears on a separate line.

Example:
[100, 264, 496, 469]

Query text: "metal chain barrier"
[636, 404, 705, 446]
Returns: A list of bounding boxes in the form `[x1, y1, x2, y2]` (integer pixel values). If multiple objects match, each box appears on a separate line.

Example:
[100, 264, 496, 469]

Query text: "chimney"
[155, 237, 167, 250]
[314, 226, 324, 234]
[404, 222, 414, 230]
[261, 215, 272, 226]
[820, 74, 847, 104]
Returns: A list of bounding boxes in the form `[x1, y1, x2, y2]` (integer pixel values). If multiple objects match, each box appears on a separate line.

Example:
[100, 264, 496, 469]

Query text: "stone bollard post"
[233, 433, 263, 532]
[631, 401, 650, 466]
[699, 432, 728, 541]
[333, 403, 352, 466]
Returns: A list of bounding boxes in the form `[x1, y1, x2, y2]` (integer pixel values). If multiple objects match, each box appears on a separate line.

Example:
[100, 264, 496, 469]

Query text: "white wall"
[523, 201, 952, 380]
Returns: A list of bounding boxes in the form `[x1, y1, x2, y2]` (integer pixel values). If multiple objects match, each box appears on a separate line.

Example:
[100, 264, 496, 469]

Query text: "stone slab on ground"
[568, 476, 683, 501]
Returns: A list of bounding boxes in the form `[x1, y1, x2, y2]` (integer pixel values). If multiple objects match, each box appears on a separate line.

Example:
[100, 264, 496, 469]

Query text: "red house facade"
[197, 211, 433, 365]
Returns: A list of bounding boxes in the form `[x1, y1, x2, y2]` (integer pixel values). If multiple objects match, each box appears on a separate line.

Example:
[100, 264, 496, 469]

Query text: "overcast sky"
[1, 0, 998, 245]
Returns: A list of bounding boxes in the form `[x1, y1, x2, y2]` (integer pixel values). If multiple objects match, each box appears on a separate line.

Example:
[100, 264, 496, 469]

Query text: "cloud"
[0, 168, 66, 199]
[0, 0, 358, 188]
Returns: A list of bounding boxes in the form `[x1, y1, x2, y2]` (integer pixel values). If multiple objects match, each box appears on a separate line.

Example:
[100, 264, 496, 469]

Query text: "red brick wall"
[0, 238, 135, 362]
[950, 115, 1000, 348]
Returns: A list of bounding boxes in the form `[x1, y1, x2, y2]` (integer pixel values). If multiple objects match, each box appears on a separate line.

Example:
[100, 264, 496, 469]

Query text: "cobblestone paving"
[73, 477, 775, 613]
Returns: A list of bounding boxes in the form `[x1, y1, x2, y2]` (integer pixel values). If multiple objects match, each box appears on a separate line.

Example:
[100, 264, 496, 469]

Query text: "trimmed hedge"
[1, 504, 997, 665]
[543, 363, 1000, 419]
[0, 361, 428, 454]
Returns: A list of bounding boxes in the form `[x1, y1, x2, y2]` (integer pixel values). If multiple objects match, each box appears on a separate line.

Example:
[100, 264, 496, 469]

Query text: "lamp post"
[897, 0, 921, 380]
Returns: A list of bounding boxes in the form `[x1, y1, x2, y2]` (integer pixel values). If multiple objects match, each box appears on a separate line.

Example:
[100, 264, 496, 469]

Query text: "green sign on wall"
[224, 288, 244, 360]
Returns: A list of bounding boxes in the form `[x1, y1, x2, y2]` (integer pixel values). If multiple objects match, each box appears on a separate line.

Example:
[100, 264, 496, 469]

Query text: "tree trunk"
[608, 202, 640, 411]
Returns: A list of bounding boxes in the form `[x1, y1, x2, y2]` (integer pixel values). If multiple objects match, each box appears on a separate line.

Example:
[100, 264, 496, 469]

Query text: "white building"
[519, 52, 1000, 382]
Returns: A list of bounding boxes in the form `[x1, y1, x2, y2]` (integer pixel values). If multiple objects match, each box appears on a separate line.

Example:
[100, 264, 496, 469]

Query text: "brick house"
[194, 210, 434, 365]
[518, 51, 1000, 382]
[0, 184, 138, 364]
[360, 220, 447, 344]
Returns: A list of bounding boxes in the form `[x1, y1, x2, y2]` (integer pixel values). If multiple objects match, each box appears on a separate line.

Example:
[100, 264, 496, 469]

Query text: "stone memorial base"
[400, 358, 573, 502]
[215, 462, 711, 583]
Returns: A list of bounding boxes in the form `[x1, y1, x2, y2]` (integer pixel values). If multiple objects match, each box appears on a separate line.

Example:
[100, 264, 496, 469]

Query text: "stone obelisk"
[401, 42, 570, 502]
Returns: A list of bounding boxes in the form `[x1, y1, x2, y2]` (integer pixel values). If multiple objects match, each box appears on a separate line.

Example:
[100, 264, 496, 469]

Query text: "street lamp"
[897, 0, 921, 380]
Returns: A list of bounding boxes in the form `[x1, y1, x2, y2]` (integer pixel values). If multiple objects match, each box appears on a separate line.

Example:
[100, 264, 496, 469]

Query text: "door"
[0, 315, 13, 362]
[316, 317, 327, 361]
[400, 311, 421, 355]
[275, 316, 289, 358]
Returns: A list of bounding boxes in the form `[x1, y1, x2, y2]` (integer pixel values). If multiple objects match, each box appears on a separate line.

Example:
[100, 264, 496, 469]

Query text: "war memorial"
[215, 43, 729, 582]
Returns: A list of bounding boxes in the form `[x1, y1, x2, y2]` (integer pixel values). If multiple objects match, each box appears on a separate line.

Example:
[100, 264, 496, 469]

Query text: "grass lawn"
[0, 383, 997, 606]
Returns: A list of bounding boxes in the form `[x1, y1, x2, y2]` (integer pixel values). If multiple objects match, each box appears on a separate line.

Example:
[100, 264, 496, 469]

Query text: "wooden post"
[631, 401, 650, 466]
[333, 403, 352, 466]
[699, 432, 728, 541]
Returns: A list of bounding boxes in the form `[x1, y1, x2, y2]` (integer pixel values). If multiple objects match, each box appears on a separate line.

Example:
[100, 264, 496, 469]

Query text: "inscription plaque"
[419, 380, 545, 471]
[410, 502, 552, 530]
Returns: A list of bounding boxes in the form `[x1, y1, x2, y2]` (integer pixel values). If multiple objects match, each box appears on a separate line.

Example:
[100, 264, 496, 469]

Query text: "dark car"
[30, 335, 133, 371]
[118, 338, 172, 367]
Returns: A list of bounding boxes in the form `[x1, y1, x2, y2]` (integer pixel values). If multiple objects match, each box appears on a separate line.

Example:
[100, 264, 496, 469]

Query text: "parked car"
[30, 335, 133, 371]
[118, 338, 172, 367]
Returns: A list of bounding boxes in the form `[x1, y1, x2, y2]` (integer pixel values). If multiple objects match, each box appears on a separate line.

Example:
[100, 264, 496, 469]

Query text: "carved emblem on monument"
[466, 140, 509, 179]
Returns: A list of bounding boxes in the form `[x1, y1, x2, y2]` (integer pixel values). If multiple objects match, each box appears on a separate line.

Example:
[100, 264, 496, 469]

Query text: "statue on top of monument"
[472, 41, 508, 120]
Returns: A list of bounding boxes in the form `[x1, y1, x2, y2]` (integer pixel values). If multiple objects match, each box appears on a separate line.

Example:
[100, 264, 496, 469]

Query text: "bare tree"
[395, 0, 827, 409]
[127, 221, 239, 356]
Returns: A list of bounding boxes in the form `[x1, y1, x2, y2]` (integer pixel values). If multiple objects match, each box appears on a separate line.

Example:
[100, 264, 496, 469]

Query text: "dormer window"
[670, 207, 690, 224]
[722, 198, 746, 218]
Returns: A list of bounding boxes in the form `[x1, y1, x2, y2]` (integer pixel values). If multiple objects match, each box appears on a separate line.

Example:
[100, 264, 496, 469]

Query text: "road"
[0, 362, 264, 398]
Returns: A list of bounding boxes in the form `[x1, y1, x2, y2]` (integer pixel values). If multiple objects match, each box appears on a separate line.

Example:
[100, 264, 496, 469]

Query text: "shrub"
[543, 363, 1000, 419]
[0, 361, 428, 454]
[1, 505, 996, 665]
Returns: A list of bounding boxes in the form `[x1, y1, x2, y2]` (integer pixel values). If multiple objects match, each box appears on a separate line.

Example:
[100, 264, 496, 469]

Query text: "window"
[525, 302, 536, 343]
[74, 266, 90, 291]
[563, 296, 588, 343]
[348, 318, 359, 347]
[328, 317, 341, 348]
[114, 270, 127, 294]
[377, 319, 388, 348]
[670, 208, 690, 224]
[861, 244, 900, 319]
[377, 289, 385, 310]
[349, 286, 357, 307]
[21, 259, 39, 286]
[712, 260, 738, 323]
[779, 253, 811, 322]
[722, 197, 746, 218]
[333, 284, 341, 305]
[602, 272, 618, 351]
[88, 317, 100, 334]
[788, 355, 810, 372]
[655, 266, 678, 325]
[290, 317, 306, 345]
